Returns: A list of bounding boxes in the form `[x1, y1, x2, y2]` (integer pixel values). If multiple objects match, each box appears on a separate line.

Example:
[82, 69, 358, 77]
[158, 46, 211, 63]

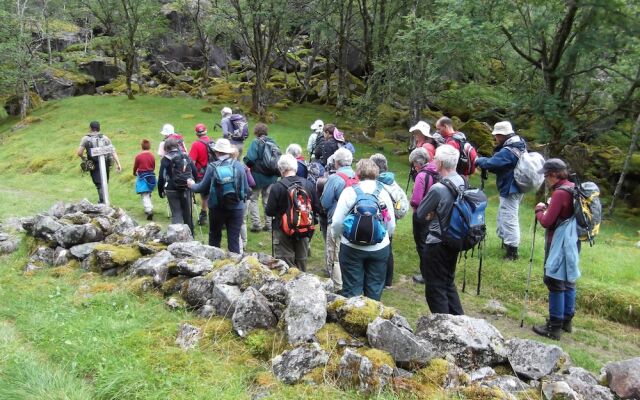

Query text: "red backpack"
[336, 171, 359, 187]
[280, 181, 315, 239]
[448, 132, 477, 176]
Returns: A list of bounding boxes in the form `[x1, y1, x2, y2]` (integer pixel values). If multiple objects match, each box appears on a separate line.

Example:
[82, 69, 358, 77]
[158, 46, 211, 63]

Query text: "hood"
[377, 171, 396, 185]
[497, 135, 525, 152]
[423, 161, 438, 173]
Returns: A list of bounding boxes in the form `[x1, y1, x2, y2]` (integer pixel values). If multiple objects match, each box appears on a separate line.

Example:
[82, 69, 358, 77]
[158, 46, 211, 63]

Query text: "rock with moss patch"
[283, 273, 327, 345]
[29, 246, 54, 267]
[337, 347, 394, 394]
[232, 287, 277, 337]
[415, 314, 508, 371]
[272, 343, 329, 384]
[601, 357, 640, 400]
[116, 224, 163, 244]
[259, 279, 287, 318]
[172, 256, 213, 277]
[210, 283, 242, 318]
[470, 367, 497, 382]
[175, 323, 201, 351]
[541, 381, 580, 400]
[69, 242, 100, 260]
[182, 276, 214, 307]
[414, 358, 469, 389]
[161, 224, 193, 244]
[332, 296, 390, 337]
[167, 241, 226, 260]
[367, 317, 434, 368]
[507, 338, 570, 381]
[211, 263, 240, 285]
[48, 202, 67, 218]
[60, 211, 91, 225]
[53, 247, 70, 266]
[544, 367, 613, 400]
[480, 374, 531, 394]
[235, 257, 277, 291]
[165, 296, 185, 310]
[88, 243, 142, 273]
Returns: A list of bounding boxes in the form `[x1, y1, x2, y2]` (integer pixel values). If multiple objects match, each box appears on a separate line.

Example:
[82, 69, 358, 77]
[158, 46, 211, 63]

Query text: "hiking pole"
[192, 192, 204, 243]
[480, 168, 488, 190]
[476, 237, 484, 296]
[520, 217, 538, 328]
[460, 252, 467, 293]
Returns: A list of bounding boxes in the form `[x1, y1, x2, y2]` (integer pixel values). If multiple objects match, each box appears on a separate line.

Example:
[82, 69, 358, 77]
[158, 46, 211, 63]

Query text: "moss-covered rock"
[161, 276, 189, 296]
[316, 323, 352, 353]
[245, 329, 288, 360]
[458, 119, 494, 156]
[458, 384, 513, 399]
[413, 358, 470, 390]
[331, 296, 394, 337]
[89, 243, 141, 272]
[127, 276, 154, 295]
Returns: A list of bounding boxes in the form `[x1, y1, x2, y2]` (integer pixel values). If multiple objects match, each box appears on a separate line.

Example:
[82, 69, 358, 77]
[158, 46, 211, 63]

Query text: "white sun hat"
[492, 121, 515, 136]
[213, 138, 234, 153]
[310, 119, 324, 132]
[160, 123, 175, 136]
[409, 121, 432, 138]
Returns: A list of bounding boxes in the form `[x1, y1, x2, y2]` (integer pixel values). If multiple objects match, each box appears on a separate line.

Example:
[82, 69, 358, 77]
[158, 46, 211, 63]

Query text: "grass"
[0, 94, 639, 398]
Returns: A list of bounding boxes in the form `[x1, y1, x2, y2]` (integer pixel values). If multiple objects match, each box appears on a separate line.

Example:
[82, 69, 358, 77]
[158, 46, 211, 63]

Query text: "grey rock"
[235, 258, 276, 291]
[483, 299, 508, 315]
[79, 59, 121, 84]
[212, 264, 240, 286]
[111, 211, 137, 234]
[167, 241, 226, 261]
[337, 348, 393, 394]
[470, 366, 497, 382]
[138, 241, 165, 256]
[182, 276, 214, 307]
[53, 247, 70, 266]
[60, 211, 91, 225]
[284, 274, 327, 345]
[2, 217, 25, 233]
[542, 381, 580, 400]
[337, 338, 366, 348]
[119, 224, 163, 243]
[54, 223, 104, 248]
[130, 250, 174, 285]
[390, 313, 413, 332]
[232, 287, 277, 337]
[0, 233, 19, 255]
[69, 242, 100, 259]
[165, 297, 184, 310]
[259, 279, 287, 305]
[367, 317, 434, 368]
[545, 367, 614, 400]
[32, 215, 63, 240]
[271, 343, 329, 384]
[92, 216, 112, 235]
[47, 202, 67, 218]
[196, 303, 215, 318]
[175, 323, 201, 350]
[162, 224, 193, 244]
[507, 338, 570, 381]
[21, 216, 36, 233]
[73, 199, 114, 215]
[210, 284, 242, 318]
[321, 277, 335, 294]
[24, 263, 42, 273]
[481, 375, 531, 393]
[602, 357, 640, 399]
[254, 253, 289, 275]
[173, 257, 213, 277]
[29, 246, 54, 266]
[394, 368, 414, 379]
[415, 314, 508, 370]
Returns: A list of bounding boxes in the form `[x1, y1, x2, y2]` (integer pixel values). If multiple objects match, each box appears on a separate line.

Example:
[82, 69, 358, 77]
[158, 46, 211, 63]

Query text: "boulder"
[78, 59, 121, 85]
[167, 241, 226, 260]
[367, 317, 434, 368]
[271, 343, 329, 384]
[88, 244, 142, 273]
[53, 247, 70, 266]
[69, 242, 100, 259]
[232, 287, 277, 337]
[601, 357, 640, 399]
[182, 276, 214, 307]
[130, 250, 174, 286]
[48, 202, 67, 218]
[470, 367, 497, 382]
[60, 211, 91, 225]
[117, 224, 163, 244]
[283, 274, 327, 344]
[544, 367, 614, 400]
[414, 358, 469, 389]
[415, 314, 508, 370]
[54, 223, 104, 248]
[337, 348, 394, 394]
[175, 323, 201, 351]
[259, 279, 287, 319]
[210, 284, 242, 318]
[507, 338, 570, 381]
[172, 257, 213, 277]
[35, 69, 95, 100]
[32, 215, 63, 241]
[69, 199, 115, 216]
[235, 257, 277, 290]
[111, 211, 137, 234]
[0, 232, 19, 255]
[541, 381, 580, 400]
[29, 246, 54, 266]
[331, 295, 389, 337]
[161, 224, 193, 244]
[481, 375, 531, 394]
[211, 264, 240, 286]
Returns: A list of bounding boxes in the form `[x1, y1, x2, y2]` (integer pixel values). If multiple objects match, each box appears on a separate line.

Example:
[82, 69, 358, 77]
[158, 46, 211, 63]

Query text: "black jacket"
[157, 151, 197, 195]
[265, 176, 320, 229]
[320, 137, 339, 167]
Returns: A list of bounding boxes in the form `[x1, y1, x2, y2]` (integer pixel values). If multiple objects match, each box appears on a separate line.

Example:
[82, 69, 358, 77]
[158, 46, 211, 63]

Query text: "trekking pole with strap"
[476, 237, 485, 296]
[460, 251, 467, 293]
[520, 217, 538, 328]
[271, 217, 275, 257]
[192, 192, 204, 243]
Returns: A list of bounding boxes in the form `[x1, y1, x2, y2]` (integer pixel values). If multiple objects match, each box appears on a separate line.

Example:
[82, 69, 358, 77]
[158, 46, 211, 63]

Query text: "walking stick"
[460, 252, 467, 293]
[192, 192, 204, 243]
[520, 217, 538, 327]
[476, 237, 484, 296]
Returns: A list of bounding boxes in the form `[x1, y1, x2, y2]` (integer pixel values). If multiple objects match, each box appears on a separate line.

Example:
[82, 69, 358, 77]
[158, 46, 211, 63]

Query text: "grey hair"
[369, 153, 388, 173]
[286, 143, 302, 158]
[277, 154, 298, 174]
[164, 138, 180, 153]
[435, 144, 459, 170]
[333, 147, 353, 167]
[409, 147, 429, 166]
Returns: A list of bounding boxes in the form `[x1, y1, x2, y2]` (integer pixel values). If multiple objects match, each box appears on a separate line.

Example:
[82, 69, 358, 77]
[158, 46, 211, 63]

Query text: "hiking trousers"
[248, 185, 272, 231]
[90, 165, 110, 204]
[496, 192, 524, 247]
[209, 207, 243, 254]
[141, 192, 153, 214]
[326, 231, 342, 291]
[339, 244, 389, 301]
[421, 242, 464, 315]
[166, 189, 194, 235]
[273, 229, 309, 271]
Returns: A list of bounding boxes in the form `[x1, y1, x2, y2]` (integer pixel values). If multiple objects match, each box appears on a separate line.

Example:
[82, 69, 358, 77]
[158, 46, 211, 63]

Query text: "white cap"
[310, 119, 324, 132]
[213, 138, 234, 153]
[492, 121, 514, 136]
[160, 123, 175, 136]
[221, 107, 232, 117]
[409, 121, 432, 138]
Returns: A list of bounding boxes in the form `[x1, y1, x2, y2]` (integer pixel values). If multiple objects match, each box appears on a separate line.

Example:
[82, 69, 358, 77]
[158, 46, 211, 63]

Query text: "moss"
[358, 348, 394, 370]
[245, 329, 287, 360]
[254, 371, 278, 388]
[212, 258, 234, 270]
[161, 276, 188, 296]
[94, 244, 141, 266]
[51, 67, 95, 85]
[414, 359, 451, 387]
[25, 157, 57, 174]
[377, 103, 410, 129]
[335, 296, 390, 337]
[458, 385, 512, 400]
[327, 298, 346, 315]
[200, 105, 213, 113]
[127, 277, 154, 295]
[515, 389, 543, 400]
[458, 119, 494, 156]
[316, 323, 352, 352]
[49, 260, 80, 278]
[280, 267, 300, 282]
[88, 282, 117, 294]
[200, 317, 234, 341]
[380, 306, 397, 320]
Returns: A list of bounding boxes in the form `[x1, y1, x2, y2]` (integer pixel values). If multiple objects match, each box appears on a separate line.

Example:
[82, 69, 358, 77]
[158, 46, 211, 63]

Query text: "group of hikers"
[77, 110, 592, 341]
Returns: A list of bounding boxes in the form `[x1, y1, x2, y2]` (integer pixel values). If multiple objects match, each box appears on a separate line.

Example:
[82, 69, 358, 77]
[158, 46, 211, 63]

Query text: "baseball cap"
[538, 158, 567, 174]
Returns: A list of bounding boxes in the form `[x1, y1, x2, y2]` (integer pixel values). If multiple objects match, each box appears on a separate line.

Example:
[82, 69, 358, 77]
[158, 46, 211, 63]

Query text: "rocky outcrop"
[544, 367, 614, 400]
[161, 224, 193, 244]
[507, 338, 570, 381]
[367, 317, 434, 368]
[232, 287, 277, 337]
[283, 274, 326, 344]
[79, 59, 122, 85]
[0, 232, 19, 255]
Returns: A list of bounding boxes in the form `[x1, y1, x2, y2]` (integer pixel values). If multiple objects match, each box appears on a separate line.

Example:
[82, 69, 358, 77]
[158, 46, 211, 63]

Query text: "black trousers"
[413, 213, 428, 273]
[385, 236, 394, 286]
[90, 165, 110, 203]
[166, 189, 194, 235]
[421, 242, 464, 315]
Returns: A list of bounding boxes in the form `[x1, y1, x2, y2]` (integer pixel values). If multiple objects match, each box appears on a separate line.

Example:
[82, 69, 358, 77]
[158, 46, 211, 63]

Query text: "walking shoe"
[532, 318, 562, 340]
[250, 226, 263, 233]
[198, 211, 207, 226]
[562, 316, 573, 333]
[504, 245, 519, 261]
[145, 211, 154, 221]
[412, 274, 425, 284]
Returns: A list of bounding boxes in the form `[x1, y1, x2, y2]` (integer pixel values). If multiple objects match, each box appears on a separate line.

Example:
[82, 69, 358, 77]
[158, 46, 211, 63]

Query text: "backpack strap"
[352, 183, 364, 197]
[373, 181, 383, 198]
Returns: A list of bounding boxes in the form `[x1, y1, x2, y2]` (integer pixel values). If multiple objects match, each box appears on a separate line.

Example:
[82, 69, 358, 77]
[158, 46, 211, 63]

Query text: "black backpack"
[165, 152, 193, 189]
[199, 138, 217, 164]
[84, 134, 112, 166]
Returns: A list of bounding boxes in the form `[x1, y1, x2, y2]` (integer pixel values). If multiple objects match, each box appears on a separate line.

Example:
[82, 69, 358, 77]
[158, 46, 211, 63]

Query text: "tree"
[608, 112, 640, 216]
[179, 0, 214, 83]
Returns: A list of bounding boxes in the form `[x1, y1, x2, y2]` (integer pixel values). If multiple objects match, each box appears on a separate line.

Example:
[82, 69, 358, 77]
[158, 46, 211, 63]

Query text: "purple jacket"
[410, 161, 438, 210]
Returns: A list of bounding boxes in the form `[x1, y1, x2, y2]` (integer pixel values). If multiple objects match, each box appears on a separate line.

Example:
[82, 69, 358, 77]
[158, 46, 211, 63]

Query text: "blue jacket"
[190, 156, 248, 210]
[476, 135, 526, 197]
[243, 136, 279, 189]
[545, 218, 581, 283]
[320, 166, 355, 222]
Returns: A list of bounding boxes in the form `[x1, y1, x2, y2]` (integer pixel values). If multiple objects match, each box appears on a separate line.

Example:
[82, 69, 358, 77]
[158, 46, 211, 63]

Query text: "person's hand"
[186, 179, 195, 188]
[116, 164, 122, 173]
[535, 202, 546, 213]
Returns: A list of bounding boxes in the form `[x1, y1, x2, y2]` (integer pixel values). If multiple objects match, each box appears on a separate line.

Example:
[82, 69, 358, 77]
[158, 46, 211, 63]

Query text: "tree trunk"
[125, 51, 135, 100]
[608, 112, 640, 216]
[20, 79, 30, 120]
[252, 67, 267, 120]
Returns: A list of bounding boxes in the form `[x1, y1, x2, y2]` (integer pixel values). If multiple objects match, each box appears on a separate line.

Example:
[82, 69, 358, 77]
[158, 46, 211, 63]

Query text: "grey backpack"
[508, 148, 545, 193]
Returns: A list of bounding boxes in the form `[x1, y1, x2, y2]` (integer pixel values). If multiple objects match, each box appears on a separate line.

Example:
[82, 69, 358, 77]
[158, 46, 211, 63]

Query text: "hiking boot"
[145, 211, 154, 221]
[198, 211, 207, 226]
[562, 316, 573, 333]
[250, 226, 263, 233]
[532, 318, 562, 340]
[504, 245, 519, 261]
[412, 274, 425, 284]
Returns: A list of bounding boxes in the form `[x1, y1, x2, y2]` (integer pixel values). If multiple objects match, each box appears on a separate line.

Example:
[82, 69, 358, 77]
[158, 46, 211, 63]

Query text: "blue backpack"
[440, 179, 487, 251]
[342, 183, 387, 245]
[212, 159, 239, 208]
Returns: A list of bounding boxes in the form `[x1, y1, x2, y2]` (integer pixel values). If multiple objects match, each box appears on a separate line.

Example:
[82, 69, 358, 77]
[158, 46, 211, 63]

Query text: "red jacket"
[189, 136, 211, 178]
[133, 151, 155, 175]
[536, 179, 575, 244]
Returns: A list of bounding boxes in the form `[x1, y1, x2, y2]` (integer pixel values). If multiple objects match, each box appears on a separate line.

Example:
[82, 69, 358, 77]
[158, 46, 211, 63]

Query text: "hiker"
[476, 121, 526, 260]
[265, 154, 319, 271]
[133, 139, 156, 220]
[434, 116, 477, 178]
[188, 139, 249, 253]
[189, 123, 213, 226]
[409, 147, 438, 284]
[334, 128, 356, 155]
[158, 138, 196, 234]
[221, 107, 249, 155]
[232, 146, 255, 252]
[331, 159, 395, 300]
[243, 123, 280, 232]
[307, 119, 324, 160]
[320, 124, 341, 167]
[370, 153, 409, 289]
[320, 148, 357, 292]
[285, 143, 308, 179]
[157, 123, 186, 157]
[76, 120, 122, 204]
[416, 144, 465, 315]
[410, 121, 436, 160]
[533, 158, 580, 340]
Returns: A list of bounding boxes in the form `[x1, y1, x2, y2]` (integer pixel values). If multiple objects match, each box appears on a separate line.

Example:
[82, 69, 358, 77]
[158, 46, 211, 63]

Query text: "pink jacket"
[410, 161, 439, 210]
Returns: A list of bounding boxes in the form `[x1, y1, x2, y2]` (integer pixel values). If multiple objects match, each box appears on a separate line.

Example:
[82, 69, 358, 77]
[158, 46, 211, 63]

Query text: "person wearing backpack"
[320, 148, 357, 291]
[133, 139, 156, 220]
[189, 123, 213, 226]
[435, 116, 477, 178]
[158, 138, 197, 234]
[285, 143, 308, 179]
[265, 154, 320, 271]
[221, 107, 249, 156]
[410, 121, 436, 160]
[475, 121, 526, 260]
[416, 144, 466, 315]
[532, 159, 580, 340]
[370, 154, 409, 289]
[157, 123, 187, 157]
[307, 119, 324, 161]
[188, 139, 249, 254]
[243, 123, 280, 232]
[409, 147, 439, 285]
[76, 120, 123, 204]
[331, 159, 395, 300]
[320, 124, 341, 167]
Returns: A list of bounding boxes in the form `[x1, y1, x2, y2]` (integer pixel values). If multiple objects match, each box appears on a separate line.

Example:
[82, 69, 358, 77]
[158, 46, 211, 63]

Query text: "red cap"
[195, 123, 207, 134]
